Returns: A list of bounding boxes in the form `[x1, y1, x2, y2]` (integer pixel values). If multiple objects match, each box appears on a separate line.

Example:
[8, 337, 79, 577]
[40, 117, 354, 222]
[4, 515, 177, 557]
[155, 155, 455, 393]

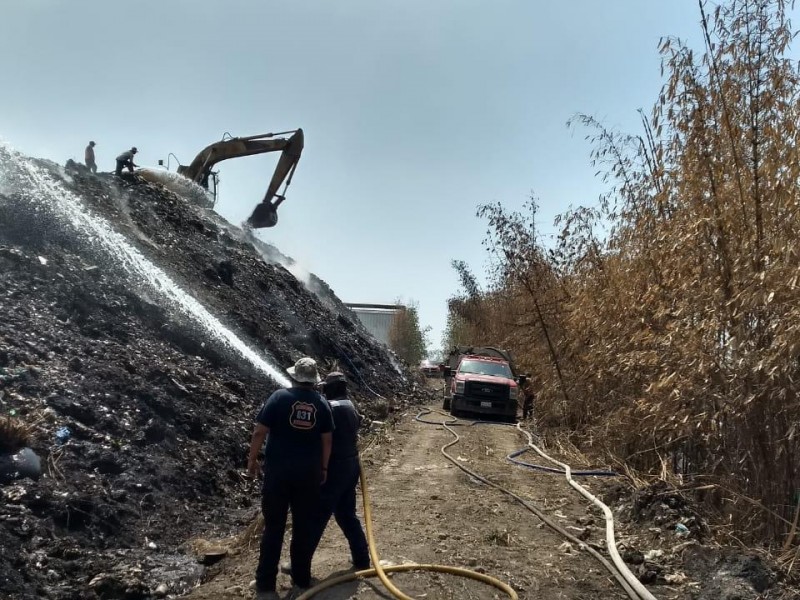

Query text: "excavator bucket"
[247, 202, 279, 228]
[176, 128, 303, 229]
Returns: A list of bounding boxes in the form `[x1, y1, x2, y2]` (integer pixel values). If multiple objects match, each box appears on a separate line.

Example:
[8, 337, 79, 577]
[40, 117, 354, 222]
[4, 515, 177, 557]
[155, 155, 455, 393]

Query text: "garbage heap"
[0, 155, 417, 599]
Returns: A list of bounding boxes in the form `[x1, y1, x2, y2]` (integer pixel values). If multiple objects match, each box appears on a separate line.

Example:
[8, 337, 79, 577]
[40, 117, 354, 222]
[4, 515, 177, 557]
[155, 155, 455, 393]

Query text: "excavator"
[173, 128, 304, 228]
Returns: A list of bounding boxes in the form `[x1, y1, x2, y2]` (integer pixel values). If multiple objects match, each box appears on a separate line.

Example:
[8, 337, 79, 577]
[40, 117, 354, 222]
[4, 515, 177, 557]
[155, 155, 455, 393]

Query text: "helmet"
[131, 147, 138, 153]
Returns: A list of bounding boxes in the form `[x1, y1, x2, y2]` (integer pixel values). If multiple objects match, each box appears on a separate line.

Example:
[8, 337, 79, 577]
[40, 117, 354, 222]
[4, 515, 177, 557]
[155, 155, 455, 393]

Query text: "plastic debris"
[644, 549, 664, 560]
[675, 523, 690, 536]
[0, 447, 42, 483]
[55, 426, 72, 445]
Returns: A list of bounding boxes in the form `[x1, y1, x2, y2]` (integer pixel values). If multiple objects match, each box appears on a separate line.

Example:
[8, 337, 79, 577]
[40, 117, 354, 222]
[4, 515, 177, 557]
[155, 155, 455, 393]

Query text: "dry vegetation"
[0, 416, 31, 454]
[446, 0, 800, 553]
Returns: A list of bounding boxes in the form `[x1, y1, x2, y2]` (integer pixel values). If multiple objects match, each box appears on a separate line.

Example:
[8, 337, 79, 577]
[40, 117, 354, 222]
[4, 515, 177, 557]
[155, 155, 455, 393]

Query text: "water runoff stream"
[0, 146, 291, 388]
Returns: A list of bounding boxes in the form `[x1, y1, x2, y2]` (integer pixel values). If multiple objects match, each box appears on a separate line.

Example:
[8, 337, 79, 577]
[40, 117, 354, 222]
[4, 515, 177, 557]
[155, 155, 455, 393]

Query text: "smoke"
[137, 167, 214, 209]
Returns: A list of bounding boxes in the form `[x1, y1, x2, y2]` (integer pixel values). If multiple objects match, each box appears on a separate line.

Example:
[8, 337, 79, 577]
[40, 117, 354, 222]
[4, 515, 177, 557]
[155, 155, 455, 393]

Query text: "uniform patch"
[289, 401, 317, 430]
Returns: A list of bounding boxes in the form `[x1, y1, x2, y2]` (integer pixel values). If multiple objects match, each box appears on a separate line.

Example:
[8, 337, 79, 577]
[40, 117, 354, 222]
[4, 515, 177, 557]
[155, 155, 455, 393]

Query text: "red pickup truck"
[441, 348, 527, 421]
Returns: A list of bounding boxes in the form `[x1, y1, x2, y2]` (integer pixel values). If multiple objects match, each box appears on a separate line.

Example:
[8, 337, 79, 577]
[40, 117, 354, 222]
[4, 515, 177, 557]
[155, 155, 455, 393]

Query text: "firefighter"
[309, 372, 370, 570]
[522, 380, 534, 421]
[247, 357, 334, 599]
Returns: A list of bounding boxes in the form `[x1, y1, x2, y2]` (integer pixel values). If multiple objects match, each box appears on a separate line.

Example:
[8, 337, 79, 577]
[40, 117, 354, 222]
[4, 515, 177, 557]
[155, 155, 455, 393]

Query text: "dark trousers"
[310, 456, 370, 568]
[255, 466, 320, 592]
[523, 402, 532, 420]
[86, 160, 97, 174]
[115, 160, 133, 176]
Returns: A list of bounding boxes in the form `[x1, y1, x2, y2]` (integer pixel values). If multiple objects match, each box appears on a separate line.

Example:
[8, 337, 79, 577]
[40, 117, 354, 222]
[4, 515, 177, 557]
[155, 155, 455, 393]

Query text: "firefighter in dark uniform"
[247, 357, 334, 600]
[310, 371, 370, 569]
[522, 379, 534, 421]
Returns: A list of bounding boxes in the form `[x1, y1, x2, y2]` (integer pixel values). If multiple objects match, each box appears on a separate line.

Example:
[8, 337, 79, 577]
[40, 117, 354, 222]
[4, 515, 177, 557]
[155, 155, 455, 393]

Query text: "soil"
[182, 400, 797, 600]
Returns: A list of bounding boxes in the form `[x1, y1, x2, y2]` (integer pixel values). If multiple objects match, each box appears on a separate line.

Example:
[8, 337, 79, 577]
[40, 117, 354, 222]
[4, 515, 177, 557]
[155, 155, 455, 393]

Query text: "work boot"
[288, 578, 318, 596]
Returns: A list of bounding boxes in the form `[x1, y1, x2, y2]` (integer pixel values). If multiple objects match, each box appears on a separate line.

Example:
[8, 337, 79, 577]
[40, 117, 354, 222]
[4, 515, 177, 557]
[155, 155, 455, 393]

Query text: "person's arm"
[247, 423, 269, 477]
[320, 431, 332, 484]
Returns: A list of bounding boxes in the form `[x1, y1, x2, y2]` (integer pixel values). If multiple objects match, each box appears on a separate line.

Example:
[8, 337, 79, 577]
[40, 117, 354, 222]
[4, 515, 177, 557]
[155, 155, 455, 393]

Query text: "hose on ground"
[507, 448, 619, 477]
[295, 445, 519, 599]
[515, 424, 657, 600]
[333, 342, 387, 401]
[417, 408, 642, 600]
[416, 412, 619, 477]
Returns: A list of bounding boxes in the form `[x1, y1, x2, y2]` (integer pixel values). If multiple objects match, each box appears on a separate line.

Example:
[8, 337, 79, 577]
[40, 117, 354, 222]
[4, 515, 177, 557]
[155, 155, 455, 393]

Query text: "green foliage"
[388, 301, 430, 366]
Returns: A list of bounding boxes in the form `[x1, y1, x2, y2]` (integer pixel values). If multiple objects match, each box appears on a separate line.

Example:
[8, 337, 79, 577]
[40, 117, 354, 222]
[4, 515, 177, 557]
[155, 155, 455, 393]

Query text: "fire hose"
[416, 408, 655, 600]
[297, 407, 656, 599]
[294, 456, 519, 600]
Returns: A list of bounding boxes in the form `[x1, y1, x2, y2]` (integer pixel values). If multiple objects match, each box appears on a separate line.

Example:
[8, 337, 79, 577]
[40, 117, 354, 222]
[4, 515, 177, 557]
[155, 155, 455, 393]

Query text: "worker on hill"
[115, 147, 138, 176]
[306, 372, 370, 570]
[84, 141, 97, 173]
[247, 357, 334, 600]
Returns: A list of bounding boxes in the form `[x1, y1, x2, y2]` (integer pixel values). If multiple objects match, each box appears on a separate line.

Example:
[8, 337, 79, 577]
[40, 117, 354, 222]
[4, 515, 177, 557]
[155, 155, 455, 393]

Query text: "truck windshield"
[458, 360, 512, 378]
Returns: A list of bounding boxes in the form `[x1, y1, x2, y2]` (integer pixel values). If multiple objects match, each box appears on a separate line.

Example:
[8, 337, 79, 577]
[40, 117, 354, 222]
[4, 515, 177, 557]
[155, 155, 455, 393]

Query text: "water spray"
[0, 146, 290, 388]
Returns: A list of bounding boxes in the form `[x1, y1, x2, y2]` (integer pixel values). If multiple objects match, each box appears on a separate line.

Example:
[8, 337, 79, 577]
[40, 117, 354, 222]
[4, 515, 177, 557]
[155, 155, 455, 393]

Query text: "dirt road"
[185, 403, 651, 600]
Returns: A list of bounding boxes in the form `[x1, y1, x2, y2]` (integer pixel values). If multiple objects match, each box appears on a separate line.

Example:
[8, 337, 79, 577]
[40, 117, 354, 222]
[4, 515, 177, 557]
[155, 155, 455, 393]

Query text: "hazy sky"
[1, 1, 712, 354]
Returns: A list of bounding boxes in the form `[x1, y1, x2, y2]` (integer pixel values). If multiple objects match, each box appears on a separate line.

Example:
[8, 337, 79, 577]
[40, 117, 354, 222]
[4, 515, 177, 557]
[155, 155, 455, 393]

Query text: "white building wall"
[347, 307, 400, 346]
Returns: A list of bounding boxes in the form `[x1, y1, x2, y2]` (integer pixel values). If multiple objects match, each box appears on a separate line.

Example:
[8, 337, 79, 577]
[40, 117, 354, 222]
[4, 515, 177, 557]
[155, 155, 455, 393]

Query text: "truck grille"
[465, 381, 508, 400]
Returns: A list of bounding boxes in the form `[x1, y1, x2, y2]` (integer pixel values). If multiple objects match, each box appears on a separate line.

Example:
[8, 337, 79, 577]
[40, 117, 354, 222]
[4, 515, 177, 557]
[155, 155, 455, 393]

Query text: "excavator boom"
[177, 128, 304, 228]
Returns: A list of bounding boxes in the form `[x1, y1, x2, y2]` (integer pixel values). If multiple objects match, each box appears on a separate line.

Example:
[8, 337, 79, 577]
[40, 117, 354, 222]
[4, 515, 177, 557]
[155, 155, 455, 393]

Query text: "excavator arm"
[177, 128, 304, 228]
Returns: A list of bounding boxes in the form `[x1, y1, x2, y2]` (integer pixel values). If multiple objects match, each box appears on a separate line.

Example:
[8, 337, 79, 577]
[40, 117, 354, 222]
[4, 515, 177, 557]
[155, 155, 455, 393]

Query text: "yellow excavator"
[174, 128, 304, 228]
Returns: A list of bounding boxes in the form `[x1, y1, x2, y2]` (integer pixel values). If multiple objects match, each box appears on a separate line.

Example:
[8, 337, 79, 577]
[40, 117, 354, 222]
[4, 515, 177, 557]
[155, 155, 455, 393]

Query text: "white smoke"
[137, 167, 214, 209]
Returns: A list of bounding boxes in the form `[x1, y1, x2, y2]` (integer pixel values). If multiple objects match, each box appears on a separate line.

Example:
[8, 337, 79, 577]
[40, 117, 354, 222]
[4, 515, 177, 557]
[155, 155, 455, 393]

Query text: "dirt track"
[186, 404, 642, 600]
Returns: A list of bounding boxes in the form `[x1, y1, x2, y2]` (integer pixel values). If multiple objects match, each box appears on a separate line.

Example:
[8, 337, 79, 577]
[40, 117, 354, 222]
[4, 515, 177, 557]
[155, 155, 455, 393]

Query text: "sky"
[0, 1, 712, 355]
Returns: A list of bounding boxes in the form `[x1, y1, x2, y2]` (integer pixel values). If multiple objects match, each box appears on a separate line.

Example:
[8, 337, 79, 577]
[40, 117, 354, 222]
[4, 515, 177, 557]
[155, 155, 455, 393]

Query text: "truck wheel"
[442, 397, 451, 410]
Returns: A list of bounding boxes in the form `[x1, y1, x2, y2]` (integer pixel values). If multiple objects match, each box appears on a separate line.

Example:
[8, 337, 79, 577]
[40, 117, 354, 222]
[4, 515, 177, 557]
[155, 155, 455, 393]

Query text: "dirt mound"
[0, 151, 414, 599]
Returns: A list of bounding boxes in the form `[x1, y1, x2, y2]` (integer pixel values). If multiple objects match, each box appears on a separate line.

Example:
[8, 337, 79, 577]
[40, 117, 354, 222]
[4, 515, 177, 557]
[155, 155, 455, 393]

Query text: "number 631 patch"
[289, 401, 317, 430]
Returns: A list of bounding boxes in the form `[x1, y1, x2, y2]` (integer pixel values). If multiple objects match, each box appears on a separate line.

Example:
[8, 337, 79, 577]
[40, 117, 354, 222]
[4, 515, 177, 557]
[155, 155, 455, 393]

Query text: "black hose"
[507, 448, 619, 477]
[415, 411, 619, 477]
[419, 409, 641, 599]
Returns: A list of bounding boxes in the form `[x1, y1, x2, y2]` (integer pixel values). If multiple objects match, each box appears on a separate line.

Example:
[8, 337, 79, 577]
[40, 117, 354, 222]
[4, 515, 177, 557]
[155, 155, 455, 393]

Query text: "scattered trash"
[558, 541, 574, 554]
[675, 523, 690, 536]
[644, 549, 664, 561]
[0, 447, 42, 484]
[665, 572, 688, 584]
[55, 426, 71, 445]
[37, 256, 47, 265]
[0, 367, 27, 384]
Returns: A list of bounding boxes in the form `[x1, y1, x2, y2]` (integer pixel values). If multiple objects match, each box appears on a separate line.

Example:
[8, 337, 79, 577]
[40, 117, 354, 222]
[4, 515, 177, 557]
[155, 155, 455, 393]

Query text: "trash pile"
[0, 155, 415, 599]
[598, 480, 791, 599]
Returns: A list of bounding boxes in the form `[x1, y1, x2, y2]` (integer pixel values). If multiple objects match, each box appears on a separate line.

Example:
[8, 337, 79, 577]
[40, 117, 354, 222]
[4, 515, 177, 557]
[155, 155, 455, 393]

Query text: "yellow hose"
[295, 456, 518, 600]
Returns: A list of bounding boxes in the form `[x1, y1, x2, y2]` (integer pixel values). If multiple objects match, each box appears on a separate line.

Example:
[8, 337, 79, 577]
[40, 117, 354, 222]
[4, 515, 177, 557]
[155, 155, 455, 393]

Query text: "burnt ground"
[0, 151, 420, 600]
[1, 150, 796, 600]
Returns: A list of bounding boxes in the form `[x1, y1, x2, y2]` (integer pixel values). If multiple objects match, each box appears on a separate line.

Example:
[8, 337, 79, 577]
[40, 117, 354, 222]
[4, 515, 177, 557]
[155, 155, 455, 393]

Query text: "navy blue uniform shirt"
[256, 388, 334, 471]
[326, 397, 362, 462]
